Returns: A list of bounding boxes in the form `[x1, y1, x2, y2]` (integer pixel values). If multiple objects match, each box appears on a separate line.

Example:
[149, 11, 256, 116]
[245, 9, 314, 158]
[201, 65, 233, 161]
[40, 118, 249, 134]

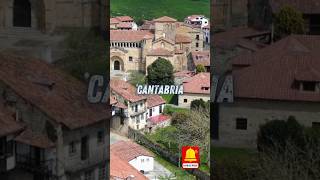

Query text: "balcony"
[129, 107, 146, 116]
[16, 154, 54, 176]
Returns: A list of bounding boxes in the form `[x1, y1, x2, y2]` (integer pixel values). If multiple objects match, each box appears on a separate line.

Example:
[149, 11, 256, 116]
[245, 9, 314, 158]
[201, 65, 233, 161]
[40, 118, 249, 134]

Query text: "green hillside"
[111, 0, 210, 22]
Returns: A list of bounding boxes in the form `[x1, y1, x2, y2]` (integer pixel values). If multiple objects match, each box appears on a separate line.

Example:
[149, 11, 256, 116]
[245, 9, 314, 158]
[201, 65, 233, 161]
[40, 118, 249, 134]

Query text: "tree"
[128, 70, 146, 86]
[196, 64, 206, 73]
[57, 29, 107, 81]
[257, 116, 306, 152]
[190, 99, 209, 110]
[274, 6, 305, 40]
[147, 58, 174, 85]
[173, 108, 210, 166]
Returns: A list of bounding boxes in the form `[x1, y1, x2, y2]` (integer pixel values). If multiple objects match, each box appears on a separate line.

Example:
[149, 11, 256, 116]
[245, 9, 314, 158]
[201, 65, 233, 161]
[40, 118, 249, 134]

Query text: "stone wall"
[215, 99, 320, 148]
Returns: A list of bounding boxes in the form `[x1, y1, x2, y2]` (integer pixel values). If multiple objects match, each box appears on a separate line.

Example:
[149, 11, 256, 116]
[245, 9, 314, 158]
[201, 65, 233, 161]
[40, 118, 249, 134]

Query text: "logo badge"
[182, 146, 199, 169]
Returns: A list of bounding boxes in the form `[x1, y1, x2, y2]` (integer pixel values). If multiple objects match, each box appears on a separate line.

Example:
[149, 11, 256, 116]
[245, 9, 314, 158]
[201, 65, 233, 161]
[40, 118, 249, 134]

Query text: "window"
[97, 131, 104, 144]
[141, 159, 145, 163]
[129, 56, 133, 61]
[184, 99, 188, 103]
[302, 81, 316, 91]
[312, 122, 320, 129]
[99, 164, 106, 180]
[136, 125, 139, 129]
[146, 158, 149, 162]
[159, 105, 163, 113]
[81, 136, 89, 160]
[135, 105, 138, 112]
[149, 108, 152, 117]
[136, 116, 140, 124]
[236, 118, 248, 130]
[84, 170, 93, 180]
[196, 42, 199, 47]
[5, 140, 13, 157]
[201, 87, 209, 90]
[69, 141, 76, 155]
[196, 35, 199, 40]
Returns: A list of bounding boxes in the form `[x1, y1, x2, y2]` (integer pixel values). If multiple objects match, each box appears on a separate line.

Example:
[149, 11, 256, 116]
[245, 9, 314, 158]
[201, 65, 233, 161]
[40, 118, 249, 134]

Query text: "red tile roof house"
[111, 141, 154, 175]
[178, 72, 210, 108]
[188, 50, 210, 72]
[145, 95, 170, 132]
[0, 53, 109, 180]
[110, 16, 137, 30]
[110, 80, 167, 134]
[0, 100, 23, 174]
[110, 152, 148, 180]
[213, 35, 320, 148]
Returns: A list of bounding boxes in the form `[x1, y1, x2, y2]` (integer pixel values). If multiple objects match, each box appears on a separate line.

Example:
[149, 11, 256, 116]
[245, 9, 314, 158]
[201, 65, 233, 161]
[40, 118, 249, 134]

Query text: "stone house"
[0, 52, 109, 180]
[178, 72, 210, 108]
[111, 141, 154, 174]
[0, 0, 107, 63]
[213, 35, 320, 148]
[110, 16, 204, 74]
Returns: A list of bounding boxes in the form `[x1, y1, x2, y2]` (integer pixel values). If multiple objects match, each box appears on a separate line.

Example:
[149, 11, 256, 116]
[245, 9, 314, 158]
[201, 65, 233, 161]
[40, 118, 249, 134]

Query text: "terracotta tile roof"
[183, 72, 210, 94]
[117, 22, 133, 29]
[110, 153, 148, 180]
[110, 79, 146, 102]
[110, 30, 153, 42]
[114, 102, 128, 109]
[233, 35, 320, 102]
[153, 16, 177, 22]
[154, 37, 175, 45]
[140, 20, 155, 30]
[110, 96, 117, 105]
[111, 141, 154, 162]
[214, 27, 270, 49]
[15, 128, 55, 149]
[148, 114, 171, 124]
[114, 16, 134, 22]
[174, 70, 195, 78]
[0, 53, 109, 130]
[146, 95, 165, 108]
[270, 0, 320, 14]
[186, 15, 206, 21]
[191, 51, 210, 67]
[0, 102, 22, 137]
[175, 34, 192, 43]
[110, 18, 121, 24]
[147, 48, 174, 56]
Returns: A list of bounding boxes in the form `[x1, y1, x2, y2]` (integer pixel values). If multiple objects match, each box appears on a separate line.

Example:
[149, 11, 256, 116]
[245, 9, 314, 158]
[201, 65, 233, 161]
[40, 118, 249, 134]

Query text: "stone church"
[0, 0, 107, 62]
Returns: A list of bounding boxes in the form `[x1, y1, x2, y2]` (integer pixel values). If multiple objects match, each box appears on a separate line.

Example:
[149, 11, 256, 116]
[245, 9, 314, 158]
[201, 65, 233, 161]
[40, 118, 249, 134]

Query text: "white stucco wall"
[129, 155, 154, 172]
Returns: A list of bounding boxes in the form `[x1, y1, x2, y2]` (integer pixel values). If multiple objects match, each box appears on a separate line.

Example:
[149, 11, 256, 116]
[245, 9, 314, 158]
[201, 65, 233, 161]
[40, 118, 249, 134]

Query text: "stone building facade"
[110, 16, 204, 74]
[0, 0, 106, 33]
[0, 53, 109, 180]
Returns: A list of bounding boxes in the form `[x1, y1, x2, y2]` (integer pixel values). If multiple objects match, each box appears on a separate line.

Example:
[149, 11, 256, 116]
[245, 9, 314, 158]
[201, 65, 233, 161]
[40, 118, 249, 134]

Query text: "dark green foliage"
[128, 70, 145, 86]
[257, 116, 305, 151]
[147, 58, 174, 85]
[274, 6, 305, 40]
[190, 99, 209, 110]
[196, 64, 206, 73]
[57, 29, 107, 81]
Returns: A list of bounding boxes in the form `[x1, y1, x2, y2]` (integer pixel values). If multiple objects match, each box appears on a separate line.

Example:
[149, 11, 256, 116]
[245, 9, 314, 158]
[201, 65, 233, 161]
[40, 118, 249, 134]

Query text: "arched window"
[114, 61, 120, 70]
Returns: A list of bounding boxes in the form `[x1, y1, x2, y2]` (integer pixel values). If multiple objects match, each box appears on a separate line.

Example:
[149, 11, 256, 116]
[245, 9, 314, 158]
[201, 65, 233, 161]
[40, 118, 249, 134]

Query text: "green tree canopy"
[196, 64, 206, 73]
[274, 6, 305, 40]
[147, 58, 174, 85]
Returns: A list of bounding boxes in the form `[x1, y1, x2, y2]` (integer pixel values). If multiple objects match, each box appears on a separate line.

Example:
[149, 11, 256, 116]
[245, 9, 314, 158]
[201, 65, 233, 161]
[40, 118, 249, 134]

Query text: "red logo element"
[181, 146, 199, 169]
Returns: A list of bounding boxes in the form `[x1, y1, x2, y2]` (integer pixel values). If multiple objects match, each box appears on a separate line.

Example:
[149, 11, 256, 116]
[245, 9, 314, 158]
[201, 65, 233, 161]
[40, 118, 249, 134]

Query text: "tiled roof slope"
[111, 141, 154, 162]
[0, 53, 109, 129]
[233, 35, 320, 102]
[110, 79, 146, 102]
[183, 72, 210, 94]
[0, 101, 22, 137]
[146, 95, 165, 108]
[110, 30, 154, 42]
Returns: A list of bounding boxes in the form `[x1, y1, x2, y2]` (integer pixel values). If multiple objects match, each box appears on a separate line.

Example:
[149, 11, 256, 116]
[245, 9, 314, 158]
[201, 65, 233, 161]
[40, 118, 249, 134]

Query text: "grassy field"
[111, 0, 210, 22]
